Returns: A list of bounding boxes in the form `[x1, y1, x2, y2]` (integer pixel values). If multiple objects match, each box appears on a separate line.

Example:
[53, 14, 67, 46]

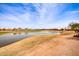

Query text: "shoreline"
[0, 31, 78, 56]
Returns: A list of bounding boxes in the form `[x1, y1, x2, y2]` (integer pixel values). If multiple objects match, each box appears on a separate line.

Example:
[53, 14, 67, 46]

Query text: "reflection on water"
[0, 31, 60, 47]
[0, 33, 29, 47]
[12, 32, 23, 35]
[12, 33, 17, 35]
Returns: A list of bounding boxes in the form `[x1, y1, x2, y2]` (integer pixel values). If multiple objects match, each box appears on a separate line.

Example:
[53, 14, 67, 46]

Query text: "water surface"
[0, 31, 60, 47]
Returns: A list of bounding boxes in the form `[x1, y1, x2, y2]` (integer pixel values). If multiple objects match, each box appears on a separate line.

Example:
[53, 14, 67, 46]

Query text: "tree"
[60, 28, 64, 33]
[69, 22, 79, 30]
[2, 28, 6, 31]
[69, 22, 79, 37]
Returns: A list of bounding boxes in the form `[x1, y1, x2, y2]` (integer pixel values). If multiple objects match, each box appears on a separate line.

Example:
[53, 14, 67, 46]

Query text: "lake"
[0, 31, 60, 47]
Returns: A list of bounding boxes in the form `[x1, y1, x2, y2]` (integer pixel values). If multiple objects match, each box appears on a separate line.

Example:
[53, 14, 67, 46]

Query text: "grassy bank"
[61, 31, 75, 35]
[0, 32, 10, 35]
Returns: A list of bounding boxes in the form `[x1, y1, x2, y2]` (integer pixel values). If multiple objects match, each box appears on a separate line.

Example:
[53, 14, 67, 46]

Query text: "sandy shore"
[0, 32, 79, 56]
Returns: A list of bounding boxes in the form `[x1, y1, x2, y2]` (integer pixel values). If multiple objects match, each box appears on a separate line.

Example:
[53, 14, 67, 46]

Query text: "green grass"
[0, 32, 10, 35]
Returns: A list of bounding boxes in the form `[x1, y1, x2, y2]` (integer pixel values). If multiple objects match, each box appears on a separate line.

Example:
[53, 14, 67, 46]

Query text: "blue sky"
[0, 3, 79, 29]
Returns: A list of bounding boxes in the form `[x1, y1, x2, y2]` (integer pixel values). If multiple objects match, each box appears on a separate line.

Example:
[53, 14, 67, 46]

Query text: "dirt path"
[0, 34, 79, 56]
[16, 35, 79, 56]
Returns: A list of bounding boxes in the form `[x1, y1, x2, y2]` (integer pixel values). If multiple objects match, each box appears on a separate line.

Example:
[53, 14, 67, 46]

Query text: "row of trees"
[0, 28, 26, 31]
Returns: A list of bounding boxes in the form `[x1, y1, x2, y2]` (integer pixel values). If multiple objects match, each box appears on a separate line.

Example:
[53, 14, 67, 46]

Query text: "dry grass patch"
[61, 31, 75, 35]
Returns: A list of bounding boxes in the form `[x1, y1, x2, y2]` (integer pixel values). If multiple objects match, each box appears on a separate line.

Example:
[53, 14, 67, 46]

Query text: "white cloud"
[0, 3, 79, 29]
